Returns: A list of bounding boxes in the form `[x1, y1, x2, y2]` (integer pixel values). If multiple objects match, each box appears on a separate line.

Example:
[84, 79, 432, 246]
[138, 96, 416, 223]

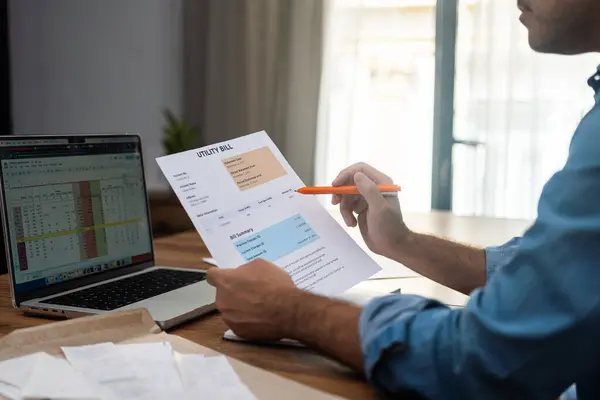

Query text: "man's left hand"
[206, 259, 298, 341]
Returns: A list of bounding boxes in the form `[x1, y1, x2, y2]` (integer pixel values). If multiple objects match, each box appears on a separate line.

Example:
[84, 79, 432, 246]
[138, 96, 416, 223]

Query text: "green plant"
[161, 108, 201, 155]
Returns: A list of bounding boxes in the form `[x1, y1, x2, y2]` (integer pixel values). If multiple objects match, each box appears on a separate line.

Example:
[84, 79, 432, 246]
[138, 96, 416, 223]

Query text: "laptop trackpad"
[121, 281, 216, 322]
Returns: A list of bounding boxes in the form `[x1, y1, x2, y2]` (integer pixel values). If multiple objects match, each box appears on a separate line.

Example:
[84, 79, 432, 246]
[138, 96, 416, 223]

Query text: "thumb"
[205, 267, 222, 287]
[354, 172, 386, 208]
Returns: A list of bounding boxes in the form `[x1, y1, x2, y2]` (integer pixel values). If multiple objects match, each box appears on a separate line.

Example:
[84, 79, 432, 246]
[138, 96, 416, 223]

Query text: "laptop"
[0, 134, 216, 329]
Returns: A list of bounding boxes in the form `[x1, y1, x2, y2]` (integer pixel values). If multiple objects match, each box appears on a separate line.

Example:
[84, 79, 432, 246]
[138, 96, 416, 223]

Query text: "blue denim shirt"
[359, 69, 600, 400]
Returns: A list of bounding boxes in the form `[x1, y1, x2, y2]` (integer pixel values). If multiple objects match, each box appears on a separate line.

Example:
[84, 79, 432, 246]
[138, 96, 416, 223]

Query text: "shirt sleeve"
[359, 144, 600, 399]
[484, 236, 522, 280]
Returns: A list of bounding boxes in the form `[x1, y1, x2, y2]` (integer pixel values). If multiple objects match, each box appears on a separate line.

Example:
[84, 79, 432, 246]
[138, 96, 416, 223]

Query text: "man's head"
[519, 0, 600, 54]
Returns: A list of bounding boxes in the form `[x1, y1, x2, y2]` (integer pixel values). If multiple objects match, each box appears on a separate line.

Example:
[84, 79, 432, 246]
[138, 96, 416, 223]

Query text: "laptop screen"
[0, 135, 154, 294]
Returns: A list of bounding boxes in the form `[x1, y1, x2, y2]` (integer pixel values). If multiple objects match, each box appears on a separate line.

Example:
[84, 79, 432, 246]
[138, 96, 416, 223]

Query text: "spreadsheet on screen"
[0, 137, 153, 292]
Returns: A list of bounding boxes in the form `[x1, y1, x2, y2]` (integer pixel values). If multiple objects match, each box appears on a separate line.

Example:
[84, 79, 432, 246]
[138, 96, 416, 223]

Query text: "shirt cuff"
[484, 237, 522, 281]
[359, 294, 450, 397]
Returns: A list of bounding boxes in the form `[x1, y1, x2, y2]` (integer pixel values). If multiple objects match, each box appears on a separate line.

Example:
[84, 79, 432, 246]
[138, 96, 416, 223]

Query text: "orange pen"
[296, 184, 401, 195]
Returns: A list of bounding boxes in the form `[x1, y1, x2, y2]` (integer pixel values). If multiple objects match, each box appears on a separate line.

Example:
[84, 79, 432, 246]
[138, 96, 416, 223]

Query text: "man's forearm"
[390, 232, 486, 295]
[277, 289, 365, 372]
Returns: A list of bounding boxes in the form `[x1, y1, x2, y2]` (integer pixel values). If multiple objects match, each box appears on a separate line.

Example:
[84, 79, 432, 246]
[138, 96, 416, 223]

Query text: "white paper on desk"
[21, 352, 102, 399]
[0, 382, 21, 400]
[62, 342, 137, 384]
[0, 352, 41, 389]
[156, 131, 381, 296]
[0, 352, 45, 400]
[223, 329, 305, 348]
[62, 342, 162, 400]
[110, 341, 186, 400]
[0, 352, 100, 400]
[176, 354, 256, 400]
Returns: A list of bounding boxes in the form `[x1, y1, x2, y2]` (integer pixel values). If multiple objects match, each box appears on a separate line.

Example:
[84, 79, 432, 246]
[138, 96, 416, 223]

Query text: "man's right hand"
[333, 162, 487, 295]
[332, 163, 409, 259]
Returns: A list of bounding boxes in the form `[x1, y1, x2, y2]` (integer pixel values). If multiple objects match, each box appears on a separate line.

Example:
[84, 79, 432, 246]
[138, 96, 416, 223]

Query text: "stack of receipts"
[0, 341, 255, 400]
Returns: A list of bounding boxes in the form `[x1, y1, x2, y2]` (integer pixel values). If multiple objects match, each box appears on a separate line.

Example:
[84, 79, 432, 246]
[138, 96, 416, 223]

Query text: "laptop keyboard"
[44, 269, 206, 311]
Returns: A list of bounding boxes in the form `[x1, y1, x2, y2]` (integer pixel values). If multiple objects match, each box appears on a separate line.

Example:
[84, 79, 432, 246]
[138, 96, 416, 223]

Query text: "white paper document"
[0, 352, 103, 400]
[61, 342, 156, 400]
[0, 342, 256, 400]
[176, 354, 255, 400]
[22, 352, 102, 399]
[0, 352, 41, 390]
[63, 341, 186, 400]
[156, 131, 381, 296]
[0, 352, 44, 400]
[109, 342, 187, 400]
[0, 382, 20, 400]
[62, 342, 137, 384]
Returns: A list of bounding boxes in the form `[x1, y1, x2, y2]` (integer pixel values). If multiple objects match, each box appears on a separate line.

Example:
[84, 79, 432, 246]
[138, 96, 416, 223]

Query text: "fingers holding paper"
[206, 260, 297, 341]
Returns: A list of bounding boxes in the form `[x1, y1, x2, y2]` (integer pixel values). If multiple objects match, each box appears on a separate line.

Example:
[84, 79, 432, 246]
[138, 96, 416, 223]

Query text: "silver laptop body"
[0, 134, 215, 330]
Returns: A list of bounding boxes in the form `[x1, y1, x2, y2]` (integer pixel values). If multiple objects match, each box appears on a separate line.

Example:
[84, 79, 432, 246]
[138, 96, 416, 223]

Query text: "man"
[206, 0, 600, 398]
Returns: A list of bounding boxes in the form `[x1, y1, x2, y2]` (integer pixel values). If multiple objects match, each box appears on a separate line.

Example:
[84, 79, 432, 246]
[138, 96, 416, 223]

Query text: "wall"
[8, 0, 183, 190]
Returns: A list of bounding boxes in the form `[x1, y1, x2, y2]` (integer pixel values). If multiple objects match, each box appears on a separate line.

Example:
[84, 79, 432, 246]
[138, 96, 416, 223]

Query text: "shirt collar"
[587, 65, 600, 103]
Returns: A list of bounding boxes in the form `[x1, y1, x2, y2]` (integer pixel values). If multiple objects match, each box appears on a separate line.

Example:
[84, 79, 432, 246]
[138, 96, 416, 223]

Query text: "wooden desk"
[0, 232, 376, 399]
[0, 211, 532, 399]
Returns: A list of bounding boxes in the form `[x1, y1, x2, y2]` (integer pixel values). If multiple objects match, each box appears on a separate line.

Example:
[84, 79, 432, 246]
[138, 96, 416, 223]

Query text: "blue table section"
[234, 214, 319, 262]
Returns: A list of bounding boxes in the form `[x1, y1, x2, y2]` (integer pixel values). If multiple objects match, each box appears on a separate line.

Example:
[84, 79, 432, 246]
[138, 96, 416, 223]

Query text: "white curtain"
[184, 0, 324, 185]
[315, 0, 437, 212]
[316, 0, 598, 219]
[453, 0, 598, 219]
